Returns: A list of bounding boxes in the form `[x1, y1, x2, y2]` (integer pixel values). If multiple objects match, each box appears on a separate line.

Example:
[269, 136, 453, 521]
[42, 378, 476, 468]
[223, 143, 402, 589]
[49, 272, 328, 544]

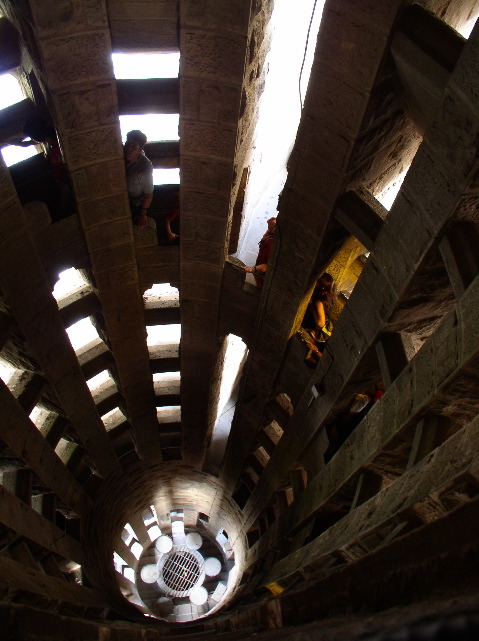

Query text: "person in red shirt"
[242, 216, 276, 287]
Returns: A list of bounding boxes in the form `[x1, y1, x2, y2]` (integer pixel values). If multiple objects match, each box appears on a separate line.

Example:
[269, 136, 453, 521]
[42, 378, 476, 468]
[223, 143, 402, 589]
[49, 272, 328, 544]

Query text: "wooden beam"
[248, 272, 479, 562]
[0, 163, 121, 478]
[0, 556, 107, 608]
[262, 411, 479, 588]
[375, 331, 416, 387]
[0, 485, 83, 563]
[57, 286, 101, 329]
[440, 221, 479, 298]
[391, 6, 464, 132]
[0, 380, 91, 518]
[334, 190, 386, 251]
[1, 469, 32, 505]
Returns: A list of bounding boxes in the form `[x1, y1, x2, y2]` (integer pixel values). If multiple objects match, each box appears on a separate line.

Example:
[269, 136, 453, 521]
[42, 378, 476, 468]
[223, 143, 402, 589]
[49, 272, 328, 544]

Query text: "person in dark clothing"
[11, 114, 73, 221]
[301, 272, 337, 362]
[242, 216, 276, 287]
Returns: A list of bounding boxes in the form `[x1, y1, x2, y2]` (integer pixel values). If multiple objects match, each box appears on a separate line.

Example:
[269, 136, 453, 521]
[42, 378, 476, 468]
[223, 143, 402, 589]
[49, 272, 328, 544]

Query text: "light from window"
[1, 144, 40, 167]
[143, 283, 179, 306]
[52, 267, 87, 301]
[66, 317, 100, 351]
[153, 167, 180, 185]
[112, 52, 180, 79]
[147, 324, 181, 346]
[0, 73, 24, 110]
[0, 359, 16, 385]
[86, 369, 113, 392]
[119, 114, 179, 142]
[0, 74, 41, 167]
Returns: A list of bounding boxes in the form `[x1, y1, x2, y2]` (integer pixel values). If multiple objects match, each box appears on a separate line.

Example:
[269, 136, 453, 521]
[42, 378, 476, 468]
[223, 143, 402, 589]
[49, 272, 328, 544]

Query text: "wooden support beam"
[397, 4, 464, 73]
[0, 556, 107, 608]
[0, 485, 83, 563]
[149, 356, 180, 374]
[8, 540, 41, 571]
[350, 470, 383, 511]
[144, 141, 179, 168]
[248, 273, 479, 564]
[57, 286, 101, 329]
[440, 222, 479, 298]
[1, 468, 32, 505]
[392, 6, 464, 132]
[40, 555, 67, 580]
[115, 538, 138, 570]
[25, 0, 162, 463]
[407, 414, 453, 469]
[144, 306, 181, 325]
[116, 78, 179, 114]
[0, 163, 121, 478]
[40, 414, 68, 449]
[55, 439, 86, 475]
[334, 190, 386, 251]
[257, 429, 277, 457]
[155, 393, 181, 407]
[128, 513, 151, 548]
[76, 338, 114, 381]
[0, 380, 91, 518]
[31, 492, 56, 522]
[274, 491, 291, 517]
[7, 370, 46, 414]
[289, 468, 307, 500]
[375, 331, 416, 387]
[262, 410, 479, 588]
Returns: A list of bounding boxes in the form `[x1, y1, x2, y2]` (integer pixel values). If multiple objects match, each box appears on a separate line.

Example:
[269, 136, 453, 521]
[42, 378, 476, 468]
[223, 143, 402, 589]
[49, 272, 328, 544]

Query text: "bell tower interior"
[2, 1, 479, 639]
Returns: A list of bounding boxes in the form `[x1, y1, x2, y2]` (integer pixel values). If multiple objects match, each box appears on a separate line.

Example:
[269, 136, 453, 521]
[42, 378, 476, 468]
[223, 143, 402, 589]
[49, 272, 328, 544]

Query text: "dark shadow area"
[8, 153, 75, 223]
[149, 184, 180, 245]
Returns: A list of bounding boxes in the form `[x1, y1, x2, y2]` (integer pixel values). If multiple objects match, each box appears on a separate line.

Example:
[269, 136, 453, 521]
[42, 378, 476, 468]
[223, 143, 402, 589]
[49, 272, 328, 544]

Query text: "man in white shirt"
[124, 129, 153, 227]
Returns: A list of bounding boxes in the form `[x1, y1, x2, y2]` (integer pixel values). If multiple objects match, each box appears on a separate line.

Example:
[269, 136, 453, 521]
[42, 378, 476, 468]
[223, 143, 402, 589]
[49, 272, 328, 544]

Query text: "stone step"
[90, 380, 122, 418]
[2, 468, 33, 505]
[158, 422, 181, 439]
[39, 414, 68, 449]
[8, 540, 41, 572]
[8, 370, 46, 415]
[155, 393, 181, 407]
[55, 439, 85, 475]
[144, 306, 181, 325]
[116, 78, 179, 115]
[77, 338, 114, 381]
[31, 492, 56, 522]
[57, 285, 100, 329]
[150, 356, 180, 374]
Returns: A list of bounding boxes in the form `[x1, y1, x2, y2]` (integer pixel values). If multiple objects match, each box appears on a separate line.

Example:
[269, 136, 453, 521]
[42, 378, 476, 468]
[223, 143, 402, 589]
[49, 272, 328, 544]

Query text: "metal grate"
[162, 549, 201, 592]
